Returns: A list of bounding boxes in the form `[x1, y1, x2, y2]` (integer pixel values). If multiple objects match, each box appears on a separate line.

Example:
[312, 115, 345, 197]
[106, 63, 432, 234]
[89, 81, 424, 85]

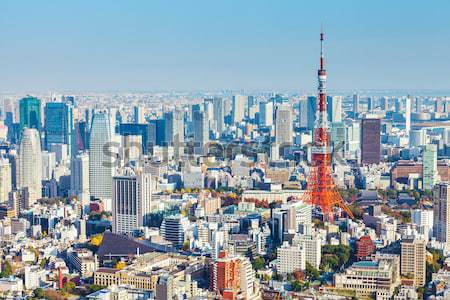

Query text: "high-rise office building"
[423, 144, 438, 190]
[19, 96, 41, 132]
[380, 97, 388, 110]
[19, 128, 42, 207]
[409, 129, 426, 147]
[69, 152, 90, 204]
[367, 97, 374, 112]
[133, 106, 145, 124]
[258, 101, 273, 127]
[193, 111, 209, 155]
[164, 110, 184, 145]
[74, 121, 89, 152]
[0, 158, 11, 203]
[213, 97, 225, 134]
[41, 151, 56, 181]
[327, 96, 342, 123]
[89, 112, 114, 203]
[331, 122, 346, 160]
[415, 98, 422, 113]
[412, 209, 433, 241]
[232, 94, 246, 124]
[361, 118, 381, 165]
[44, 101, 74, 156]
[307, 96, 317, 130]
[433, 183, 450, 244]
[122, 135, 142, 164]
[160, 215, 187, 248]
[405, 96, 411, 136]
[353, 94, 360, 116]
[275, 104, 293, 145]
[400, 238, 426, 287]
[112, 168, 152, 235]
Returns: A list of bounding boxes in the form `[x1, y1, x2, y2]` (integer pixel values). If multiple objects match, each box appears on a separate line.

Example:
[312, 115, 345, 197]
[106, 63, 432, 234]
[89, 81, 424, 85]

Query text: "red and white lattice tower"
[302, 29, 354, 222]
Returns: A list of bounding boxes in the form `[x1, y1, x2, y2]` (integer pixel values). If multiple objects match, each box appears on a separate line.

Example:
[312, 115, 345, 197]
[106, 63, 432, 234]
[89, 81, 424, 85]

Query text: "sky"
[0, 0, 449, 93]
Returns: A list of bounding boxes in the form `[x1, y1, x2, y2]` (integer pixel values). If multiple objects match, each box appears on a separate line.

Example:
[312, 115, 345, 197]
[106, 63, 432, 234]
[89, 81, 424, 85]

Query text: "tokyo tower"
[302, 30, 354, 221]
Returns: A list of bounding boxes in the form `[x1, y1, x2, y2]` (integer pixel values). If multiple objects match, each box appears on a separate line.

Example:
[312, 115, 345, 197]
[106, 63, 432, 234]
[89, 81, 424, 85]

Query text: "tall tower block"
[302, 30, 354, 221]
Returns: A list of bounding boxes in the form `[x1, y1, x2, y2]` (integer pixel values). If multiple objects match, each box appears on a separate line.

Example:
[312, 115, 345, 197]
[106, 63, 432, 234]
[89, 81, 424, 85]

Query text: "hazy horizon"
[1, 0, 449, 92]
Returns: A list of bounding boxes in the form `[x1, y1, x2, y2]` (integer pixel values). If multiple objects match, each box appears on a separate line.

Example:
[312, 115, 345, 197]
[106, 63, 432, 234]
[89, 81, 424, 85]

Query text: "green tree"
[252, 257, 265, 270]
[0, 261, 13, 277]
[62, 281, 75, 294]
[305, 262, 320, 281]
[34, 288, 44, 298]
[320, 245, 352, 272]
[88, 284, 103, 293]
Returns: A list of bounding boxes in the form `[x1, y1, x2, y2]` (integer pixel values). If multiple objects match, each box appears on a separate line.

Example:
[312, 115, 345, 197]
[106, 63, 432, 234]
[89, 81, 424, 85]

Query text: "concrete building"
[232, 95, 246, 124]
[19, 128, 42, 206]
[361, 118, 381, 165]
[292, 233, 321, 269]
[192, 111, 209, 155]
[275, 104, 293, 145]
[423, 144, 438, 190]
[276, 241, 306, 274]
[334, 258, 400, 299]
[434, 183, 450, 244]
[213, 97, 224, 134]
[259, 101, 273, 127]
[411, 209, 433, 241]
[400, 238, 426, 287]
[69, 152, 90, 204]
[0, 158, 11, 203]
[89, 111, 114, 204]
[160, 215, 188, 248]
[112, 168, 152, 235]
[67, 248, 99, 278]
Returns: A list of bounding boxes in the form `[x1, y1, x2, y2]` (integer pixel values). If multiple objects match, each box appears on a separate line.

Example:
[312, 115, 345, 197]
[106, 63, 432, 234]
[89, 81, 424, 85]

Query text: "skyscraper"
[400, 238, 426, 287]
[0, 158, 11, 203]
[361, 118, 381, 165]
[331, 122, 346, 160]
[327, 96, 342, 123]
[258, 101, 273, 127]
[164, 110, 184, 145]
[434, 183, 450, 244]
[44, 101, 74, 156]
[306, 96, 317, 130]
[275, 103, 293, 145]
[89, 111, 114, 204]
[19, 96, 41, 131]
[193, 110, 209, 155]
[69, 152, 90, 204]
[232, 94, 246, 124]
[19, 128, 42, 207]
[405, 96, 411, 136]
[423, 144, 438, 190]
[367, 97, 374, 112]
[133, 106, 145, 124]
[213, 97, 225, 134]
[353, 93, 360, 116]
[112, 168, 152, 235]
[409, 129, 426, 147]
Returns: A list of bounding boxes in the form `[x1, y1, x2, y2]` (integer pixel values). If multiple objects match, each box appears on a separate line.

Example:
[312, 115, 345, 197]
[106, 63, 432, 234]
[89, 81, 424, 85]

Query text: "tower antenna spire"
[320, 25, 324, 70]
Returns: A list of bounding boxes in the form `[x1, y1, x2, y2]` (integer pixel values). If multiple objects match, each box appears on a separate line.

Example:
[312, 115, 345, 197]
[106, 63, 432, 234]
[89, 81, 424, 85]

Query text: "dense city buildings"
[0, 7, 448, 299]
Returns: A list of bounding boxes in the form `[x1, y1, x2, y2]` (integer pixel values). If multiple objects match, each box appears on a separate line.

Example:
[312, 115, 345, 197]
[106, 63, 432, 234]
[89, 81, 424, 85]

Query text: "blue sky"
[1, 0, 449, 92]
